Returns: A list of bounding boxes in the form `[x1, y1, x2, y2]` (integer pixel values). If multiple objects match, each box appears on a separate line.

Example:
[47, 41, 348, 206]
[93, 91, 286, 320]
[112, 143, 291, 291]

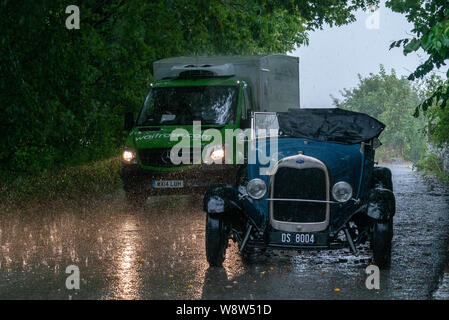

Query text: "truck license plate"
[152, 180, 184, 188]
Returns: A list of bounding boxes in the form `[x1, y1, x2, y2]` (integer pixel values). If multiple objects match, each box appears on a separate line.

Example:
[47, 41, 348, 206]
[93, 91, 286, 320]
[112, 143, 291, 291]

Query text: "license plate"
[278, 232, 316, 245]
[152, 180, 184, 188]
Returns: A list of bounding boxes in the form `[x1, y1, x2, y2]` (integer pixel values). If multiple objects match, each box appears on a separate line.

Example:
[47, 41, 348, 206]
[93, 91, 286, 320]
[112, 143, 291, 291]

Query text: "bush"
[415, 152, 449, 182]
[333, 66, 426, 162]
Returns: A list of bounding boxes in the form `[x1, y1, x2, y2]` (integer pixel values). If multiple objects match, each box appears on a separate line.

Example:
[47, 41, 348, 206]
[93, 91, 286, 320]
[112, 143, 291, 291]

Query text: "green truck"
[120, 55, 300, 206]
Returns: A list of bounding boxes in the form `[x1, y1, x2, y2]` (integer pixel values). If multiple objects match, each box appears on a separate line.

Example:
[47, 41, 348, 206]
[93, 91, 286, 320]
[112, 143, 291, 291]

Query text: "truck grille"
[272, 167, 327, 223]
[138, 148, 201, 167]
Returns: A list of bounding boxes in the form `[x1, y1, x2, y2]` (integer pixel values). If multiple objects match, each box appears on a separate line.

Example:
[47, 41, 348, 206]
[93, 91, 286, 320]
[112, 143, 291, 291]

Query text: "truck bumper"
[120, 164, 240, 196]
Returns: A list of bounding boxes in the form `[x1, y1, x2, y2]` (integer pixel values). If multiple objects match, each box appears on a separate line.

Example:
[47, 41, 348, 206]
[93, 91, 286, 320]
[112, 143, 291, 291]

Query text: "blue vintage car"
[203, 108, 395, 269]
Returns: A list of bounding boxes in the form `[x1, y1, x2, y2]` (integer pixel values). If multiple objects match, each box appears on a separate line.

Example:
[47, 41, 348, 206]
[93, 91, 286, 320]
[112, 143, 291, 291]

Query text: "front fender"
[203, 184, 265, 230]
[366, 188, 396, 221]
[203, 184, 242, 215]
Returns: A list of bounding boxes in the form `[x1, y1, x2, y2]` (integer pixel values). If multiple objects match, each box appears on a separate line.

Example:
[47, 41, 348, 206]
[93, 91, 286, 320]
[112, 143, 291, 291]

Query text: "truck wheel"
[205, 214, 228, 267]
[372, 219, 393, 269]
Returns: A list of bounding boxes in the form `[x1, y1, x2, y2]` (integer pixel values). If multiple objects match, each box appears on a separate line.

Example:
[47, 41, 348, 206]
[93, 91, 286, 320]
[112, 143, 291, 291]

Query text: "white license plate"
[152, 180, 184, 188]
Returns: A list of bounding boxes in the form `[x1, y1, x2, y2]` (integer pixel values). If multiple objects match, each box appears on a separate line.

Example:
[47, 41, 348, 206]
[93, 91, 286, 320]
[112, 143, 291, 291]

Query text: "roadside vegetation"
[333, 66, 426, 163]
[415, 153, 449, 182]
[385, 0, 449, 180]
[415, 75, 449, 181]
[334, 67, 449, 182]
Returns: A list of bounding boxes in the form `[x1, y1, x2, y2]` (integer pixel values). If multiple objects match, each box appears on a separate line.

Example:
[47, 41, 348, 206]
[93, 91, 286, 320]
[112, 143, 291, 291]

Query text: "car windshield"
[137, 86, 238, 126]
[253, 112, 279, 138]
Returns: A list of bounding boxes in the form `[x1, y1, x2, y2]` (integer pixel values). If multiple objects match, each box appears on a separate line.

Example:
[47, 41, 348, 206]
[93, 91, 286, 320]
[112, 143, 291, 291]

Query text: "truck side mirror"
[124, 112, 134, 131]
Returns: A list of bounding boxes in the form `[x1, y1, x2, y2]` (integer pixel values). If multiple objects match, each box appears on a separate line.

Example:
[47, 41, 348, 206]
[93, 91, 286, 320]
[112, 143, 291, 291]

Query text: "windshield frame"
[251, 112, 281, 139]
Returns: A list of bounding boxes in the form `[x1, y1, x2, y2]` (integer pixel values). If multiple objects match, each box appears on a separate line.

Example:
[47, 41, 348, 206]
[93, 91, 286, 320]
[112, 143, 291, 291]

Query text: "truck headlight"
[210, 147, 225, 161]
[246, 178, 267, 199]
[204, 146, 225, 164]
[332, 181, 353, 202]
[122, 148, 137, 164]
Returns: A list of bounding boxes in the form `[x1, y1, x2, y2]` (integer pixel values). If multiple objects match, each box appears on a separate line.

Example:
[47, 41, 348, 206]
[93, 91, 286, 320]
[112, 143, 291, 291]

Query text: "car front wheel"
[372, 219, 393, 269]
[205, 214, 228, 267]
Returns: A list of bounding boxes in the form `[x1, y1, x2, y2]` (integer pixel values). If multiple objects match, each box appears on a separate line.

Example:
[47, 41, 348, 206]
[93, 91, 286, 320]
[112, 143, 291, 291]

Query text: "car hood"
[248, 137, 364, 196]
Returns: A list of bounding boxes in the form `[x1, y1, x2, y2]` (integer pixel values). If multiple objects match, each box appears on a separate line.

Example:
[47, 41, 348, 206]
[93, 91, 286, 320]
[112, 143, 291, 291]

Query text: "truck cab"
[120, 55, 299, 206]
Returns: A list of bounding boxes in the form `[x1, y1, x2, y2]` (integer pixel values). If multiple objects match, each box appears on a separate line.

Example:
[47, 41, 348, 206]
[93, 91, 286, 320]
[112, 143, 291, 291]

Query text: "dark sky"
[291, 1, 426, 108]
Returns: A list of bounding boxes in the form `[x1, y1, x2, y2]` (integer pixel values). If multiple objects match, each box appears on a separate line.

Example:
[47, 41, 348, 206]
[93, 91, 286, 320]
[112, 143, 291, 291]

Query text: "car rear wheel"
[205, 214, 228, 267]
[372, 219, 393, 269]
[371, 167, 393, 191]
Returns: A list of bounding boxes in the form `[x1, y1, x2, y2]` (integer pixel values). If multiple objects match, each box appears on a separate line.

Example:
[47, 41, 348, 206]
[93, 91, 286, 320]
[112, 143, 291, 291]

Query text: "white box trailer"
[153, 55, 300, 112]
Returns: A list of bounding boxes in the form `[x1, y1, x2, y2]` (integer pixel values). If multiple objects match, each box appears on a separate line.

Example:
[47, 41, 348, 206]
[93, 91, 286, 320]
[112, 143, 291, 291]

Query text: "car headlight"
[246, 178, 267, 199]
[332, 181, 353, 202]
[122, 148, 137, 164]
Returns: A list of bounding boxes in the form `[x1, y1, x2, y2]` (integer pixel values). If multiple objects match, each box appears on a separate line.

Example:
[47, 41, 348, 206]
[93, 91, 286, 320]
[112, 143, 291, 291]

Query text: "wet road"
[0, 164, 448, 300]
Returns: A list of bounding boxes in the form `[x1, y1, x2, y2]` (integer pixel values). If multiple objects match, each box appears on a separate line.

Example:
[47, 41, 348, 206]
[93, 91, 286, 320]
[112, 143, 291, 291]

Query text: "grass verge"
[0, 157, 122, 208]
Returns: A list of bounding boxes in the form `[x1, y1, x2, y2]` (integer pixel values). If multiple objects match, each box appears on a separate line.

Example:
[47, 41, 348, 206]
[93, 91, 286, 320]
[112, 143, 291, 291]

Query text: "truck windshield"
[137, 86, 238, 126]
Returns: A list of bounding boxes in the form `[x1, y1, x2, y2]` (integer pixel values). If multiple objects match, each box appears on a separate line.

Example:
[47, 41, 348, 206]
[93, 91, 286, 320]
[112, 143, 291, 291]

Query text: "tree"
[418, 74, 449, 146]
[333, 66, 425, 161]
[386, 0, 449, 116]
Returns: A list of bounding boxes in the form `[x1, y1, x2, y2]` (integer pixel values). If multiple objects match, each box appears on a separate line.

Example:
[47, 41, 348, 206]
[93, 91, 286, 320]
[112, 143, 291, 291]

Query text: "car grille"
[272, 167, 327, 223]
[138, 148, 201, 167]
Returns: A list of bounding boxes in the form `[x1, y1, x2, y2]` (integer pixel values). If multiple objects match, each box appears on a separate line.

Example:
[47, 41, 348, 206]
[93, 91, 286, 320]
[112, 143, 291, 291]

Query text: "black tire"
[205, 215, 228, 267]
[372, 219, 393, 269]
[372, 167, 393, 191]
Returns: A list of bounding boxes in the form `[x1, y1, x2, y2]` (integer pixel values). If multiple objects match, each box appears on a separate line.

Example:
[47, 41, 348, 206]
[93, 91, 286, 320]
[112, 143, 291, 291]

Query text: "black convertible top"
[277, 108, 385, 144]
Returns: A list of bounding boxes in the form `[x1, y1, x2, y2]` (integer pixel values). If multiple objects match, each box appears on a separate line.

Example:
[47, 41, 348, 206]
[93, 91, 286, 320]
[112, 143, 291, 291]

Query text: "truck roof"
[154, 54, 291, 65]
[153, 55, 298, 80]
[153, 77, 244, 87]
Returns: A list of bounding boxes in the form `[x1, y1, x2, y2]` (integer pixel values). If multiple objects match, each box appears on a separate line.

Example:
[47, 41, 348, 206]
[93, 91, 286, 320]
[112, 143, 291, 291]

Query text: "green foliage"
[333, 66, 426, 161]
[415, 152, 449, 182]
[386, 0, 449, 116]
[0, 0, 378, 179]
[418, 74, 449, 146]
